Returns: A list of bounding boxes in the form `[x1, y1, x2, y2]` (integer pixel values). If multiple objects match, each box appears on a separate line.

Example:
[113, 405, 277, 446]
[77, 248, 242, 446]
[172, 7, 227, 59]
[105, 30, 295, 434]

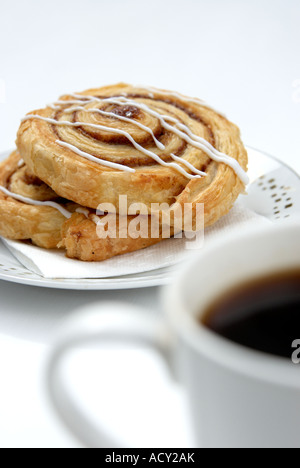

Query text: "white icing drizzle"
[75, 207, 99, 225]
[101, 96, 249, 184]
[64, 105, 165, 150]
[22, 88, 249, 184]
[17, 158, 24, 167]
[67, 93, 247, 183]
[56, 140, 135, 173]
[49, 99, 96, 110]
[48, 103, 59, 110]
[91, 214, 101, 225]
[0, 185, 72, 218]
[22, 114, 204, 179]
[135, 85, 225, 116]
[66, 95, 207, 178]
[75, 207, 90, 217]
[136, 86, 207, 106]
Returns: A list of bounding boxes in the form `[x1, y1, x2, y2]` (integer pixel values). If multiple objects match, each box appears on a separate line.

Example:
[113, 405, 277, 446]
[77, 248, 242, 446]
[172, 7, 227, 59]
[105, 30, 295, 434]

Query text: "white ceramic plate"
[0, 147, 299, 290]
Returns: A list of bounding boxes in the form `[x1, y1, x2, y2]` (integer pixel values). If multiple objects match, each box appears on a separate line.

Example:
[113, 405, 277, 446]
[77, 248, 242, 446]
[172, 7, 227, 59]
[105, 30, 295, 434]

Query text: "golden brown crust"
[9, 163, 58, 201]
[60, 213, 162, 262]
[0, 152, 67, 248]
[0, 152, 164, 260]
[16, 83, 248, 228]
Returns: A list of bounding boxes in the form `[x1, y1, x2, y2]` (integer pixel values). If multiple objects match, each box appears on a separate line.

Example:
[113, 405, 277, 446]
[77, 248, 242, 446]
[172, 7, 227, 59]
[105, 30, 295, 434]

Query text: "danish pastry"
[0, 152, 162, 260]
[17, 83, 248, 227]
[0, 151, 70, 249]
[0, 84, 249, 264]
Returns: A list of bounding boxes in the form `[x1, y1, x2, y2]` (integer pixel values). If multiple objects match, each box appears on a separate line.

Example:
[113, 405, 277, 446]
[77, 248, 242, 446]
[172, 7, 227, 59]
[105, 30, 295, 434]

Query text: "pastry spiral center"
[110, 104, 141, 119]
[21, 86, 249, 184]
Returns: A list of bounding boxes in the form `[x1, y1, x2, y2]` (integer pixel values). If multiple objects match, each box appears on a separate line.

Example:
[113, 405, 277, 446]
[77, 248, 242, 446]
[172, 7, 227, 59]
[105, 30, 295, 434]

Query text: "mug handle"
[46, 303, 176, 448]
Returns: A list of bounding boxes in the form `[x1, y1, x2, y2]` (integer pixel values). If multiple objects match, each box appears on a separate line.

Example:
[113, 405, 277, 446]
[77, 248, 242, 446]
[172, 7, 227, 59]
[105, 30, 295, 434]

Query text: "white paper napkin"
[1, 201, 271, 279]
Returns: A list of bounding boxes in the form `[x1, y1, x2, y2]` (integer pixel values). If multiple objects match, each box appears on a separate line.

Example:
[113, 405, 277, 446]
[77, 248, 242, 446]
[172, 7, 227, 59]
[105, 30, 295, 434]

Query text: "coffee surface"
[202, 271, 300, 358]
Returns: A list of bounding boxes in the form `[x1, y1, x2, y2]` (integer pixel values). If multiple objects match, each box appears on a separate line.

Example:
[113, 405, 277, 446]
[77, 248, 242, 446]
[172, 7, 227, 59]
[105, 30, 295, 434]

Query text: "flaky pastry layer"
[0, 152, 163, 261]
[17, 83, 248, 227]
[0, 151, 67, 248]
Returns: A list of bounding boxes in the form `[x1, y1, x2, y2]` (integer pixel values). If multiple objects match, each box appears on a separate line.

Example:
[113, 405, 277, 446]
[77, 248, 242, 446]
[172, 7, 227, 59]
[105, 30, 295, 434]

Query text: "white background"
[0, 0, 299, 448]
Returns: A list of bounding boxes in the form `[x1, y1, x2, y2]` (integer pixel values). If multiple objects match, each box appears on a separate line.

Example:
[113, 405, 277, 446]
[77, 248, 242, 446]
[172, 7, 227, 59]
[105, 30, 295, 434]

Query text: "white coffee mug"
[46, 222, 300, 448]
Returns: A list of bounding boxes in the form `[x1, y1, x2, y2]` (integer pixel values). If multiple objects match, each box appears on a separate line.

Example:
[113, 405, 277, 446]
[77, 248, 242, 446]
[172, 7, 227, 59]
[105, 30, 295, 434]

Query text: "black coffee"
[201, 270, 300, 359]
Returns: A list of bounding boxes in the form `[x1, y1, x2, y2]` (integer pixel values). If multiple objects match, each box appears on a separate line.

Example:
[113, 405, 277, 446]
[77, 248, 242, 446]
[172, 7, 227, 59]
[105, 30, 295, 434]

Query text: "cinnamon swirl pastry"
[0, 151, 70, 248]
[0, 152, 162, 260]
[17, 83, 248, 227]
